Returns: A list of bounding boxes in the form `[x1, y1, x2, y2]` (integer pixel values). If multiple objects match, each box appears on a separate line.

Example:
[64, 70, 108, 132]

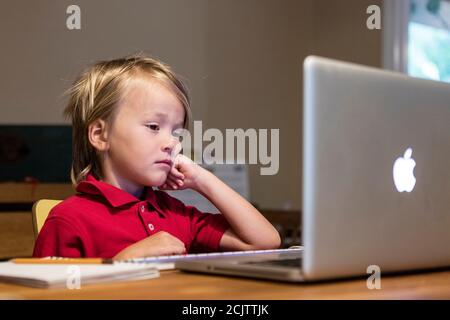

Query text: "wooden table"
[1, 268, 449, 300]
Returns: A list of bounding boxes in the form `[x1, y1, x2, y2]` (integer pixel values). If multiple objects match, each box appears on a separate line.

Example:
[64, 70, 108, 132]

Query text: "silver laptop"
[175, 56, 450, 282]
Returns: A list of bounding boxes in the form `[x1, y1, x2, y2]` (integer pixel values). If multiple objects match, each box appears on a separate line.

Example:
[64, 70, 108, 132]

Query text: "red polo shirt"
[33, 174, 230, 258]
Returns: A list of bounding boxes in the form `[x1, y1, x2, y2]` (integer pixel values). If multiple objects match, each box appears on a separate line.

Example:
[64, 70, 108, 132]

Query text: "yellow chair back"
[32, 199, 62, 239]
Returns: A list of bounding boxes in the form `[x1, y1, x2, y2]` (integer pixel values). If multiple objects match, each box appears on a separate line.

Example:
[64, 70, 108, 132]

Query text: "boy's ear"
[88, 119, 110, 152]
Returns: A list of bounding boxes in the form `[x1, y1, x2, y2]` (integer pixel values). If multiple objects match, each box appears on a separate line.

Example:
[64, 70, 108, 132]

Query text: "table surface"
[1, 267, 450, 300]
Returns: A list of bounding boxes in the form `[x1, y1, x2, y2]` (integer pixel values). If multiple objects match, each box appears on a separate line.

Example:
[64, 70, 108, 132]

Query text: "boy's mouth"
[155, 159, 173, 167]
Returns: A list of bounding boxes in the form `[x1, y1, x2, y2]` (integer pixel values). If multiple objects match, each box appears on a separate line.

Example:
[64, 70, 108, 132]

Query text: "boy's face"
[103, 76, 185, 192]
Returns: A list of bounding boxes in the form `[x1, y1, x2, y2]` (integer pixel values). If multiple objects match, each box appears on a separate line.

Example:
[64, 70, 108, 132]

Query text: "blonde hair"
[64, 53, 191, 186]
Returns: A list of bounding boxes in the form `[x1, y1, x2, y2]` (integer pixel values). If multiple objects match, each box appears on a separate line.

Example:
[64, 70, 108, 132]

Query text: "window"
[383, 0, 450, 83]
[409, 0, 450, 82]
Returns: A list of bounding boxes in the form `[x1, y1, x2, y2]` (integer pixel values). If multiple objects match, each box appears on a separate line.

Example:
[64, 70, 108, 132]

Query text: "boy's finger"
[163, 177, 177, 190]
[159, 183, 174, 191]
[158, 183, 168, 190]
[170, 167, 185, 179]
[170, 142, 182, 159]
[169, 174, 183, 183]
[169, 181, 178, 189]
[167, 176, 183, 187]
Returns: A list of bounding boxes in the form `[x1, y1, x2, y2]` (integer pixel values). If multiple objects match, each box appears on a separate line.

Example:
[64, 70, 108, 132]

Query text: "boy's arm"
[194, 170, 281, 251]
[33, 217, 82, 258]
[161, 154, 281, 251]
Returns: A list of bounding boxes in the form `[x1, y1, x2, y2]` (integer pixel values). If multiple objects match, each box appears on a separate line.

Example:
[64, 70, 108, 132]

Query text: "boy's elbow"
[267, 232, 282, 249]
[253, 231, 281, 250]
[225, 228, 281, 251]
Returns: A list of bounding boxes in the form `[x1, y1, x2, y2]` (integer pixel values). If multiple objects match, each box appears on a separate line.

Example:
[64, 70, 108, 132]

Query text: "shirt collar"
[76, 173, 166, 215]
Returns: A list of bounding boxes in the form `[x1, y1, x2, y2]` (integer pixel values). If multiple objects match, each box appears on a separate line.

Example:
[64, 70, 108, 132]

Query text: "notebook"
[0, 262, 159, 288]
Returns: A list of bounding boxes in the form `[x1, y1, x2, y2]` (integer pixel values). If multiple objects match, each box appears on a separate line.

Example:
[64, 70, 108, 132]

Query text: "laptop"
[175, 56, 450, 282]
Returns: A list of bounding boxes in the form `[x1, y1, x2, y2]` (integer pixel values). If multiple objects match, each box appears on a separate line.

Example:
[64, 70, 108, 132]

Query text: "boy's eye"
[146, 124, 160, 131]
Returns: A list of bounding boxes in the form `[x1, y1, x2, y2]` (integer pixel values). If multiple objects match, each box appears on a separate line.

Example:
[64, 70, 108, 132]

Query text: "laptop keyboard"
[242, 258, 302, 268]
[120, 248, 302, 264]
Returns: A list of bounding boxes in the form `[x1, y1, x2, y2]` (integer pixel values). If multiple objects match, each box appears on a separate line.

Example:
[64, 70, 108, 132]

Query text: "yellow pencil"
[10, 257, 114, 264]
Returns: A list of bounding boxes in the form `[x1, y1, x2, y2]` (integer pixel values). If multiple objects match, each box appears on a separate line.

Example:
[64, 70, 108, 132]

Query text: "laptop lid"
[302, 56, 450, 280]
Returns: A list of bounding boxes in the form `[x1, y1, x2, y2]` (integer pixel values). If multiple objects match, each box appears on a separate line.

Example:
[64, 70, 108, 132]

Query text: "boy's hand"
[158, 153, 207, 192]
[112, 231, 186, 260]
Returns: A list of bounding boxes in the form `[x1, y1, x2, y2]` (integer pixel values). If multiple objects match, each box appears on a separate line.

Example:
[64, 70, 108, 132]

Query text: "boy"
[33, 54, 281, 259]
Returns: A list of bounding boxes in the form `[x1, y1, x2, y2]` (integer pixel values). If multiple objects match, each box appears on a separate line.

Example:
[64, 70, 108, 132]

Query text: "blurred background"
[1, 0, 448, 257]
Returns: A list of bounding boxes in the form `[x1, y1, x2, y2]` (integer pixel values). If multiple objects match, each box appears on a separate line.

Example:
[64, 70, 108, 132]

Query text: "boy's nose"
[162, 136, 179, 153]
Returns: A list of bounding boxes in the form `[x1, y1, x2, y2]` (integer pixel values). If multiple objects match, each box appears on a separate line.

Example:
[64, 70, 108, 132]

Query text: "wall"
[0, 0, 382, 210]
[202, 0, 382, 209]
[0, 0, 210, 123]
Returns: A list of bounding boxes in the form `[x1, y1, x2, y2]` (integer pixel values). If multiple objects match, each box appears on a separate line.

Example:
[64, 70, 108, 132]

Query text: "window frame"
[382, 0, 411, 73]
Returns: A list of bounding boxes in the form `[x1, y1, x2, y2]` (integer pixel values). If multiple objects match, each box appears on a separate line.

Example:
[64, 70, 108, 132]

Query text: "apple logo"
[393, 147, 416, 192]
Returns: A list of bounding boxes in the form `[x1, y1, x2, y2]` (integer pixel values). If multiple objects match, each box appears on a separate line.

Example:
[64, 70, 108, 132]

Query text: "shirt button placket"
[140, 203, 155, 233]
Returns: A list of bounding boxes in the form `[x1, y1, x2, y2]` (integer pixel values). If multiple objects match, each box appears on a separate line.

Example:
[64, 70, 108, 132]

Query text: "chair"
[32, 199, 62, 239]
